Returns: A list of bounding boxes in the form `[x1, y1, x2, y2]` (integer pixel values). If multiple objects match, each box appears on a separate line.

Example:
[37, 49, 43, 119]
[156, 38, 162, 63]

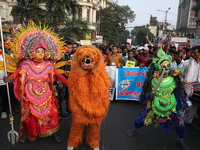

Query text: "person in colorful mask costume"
[3, 21, 68, 143]
[126, 43, 192, 150]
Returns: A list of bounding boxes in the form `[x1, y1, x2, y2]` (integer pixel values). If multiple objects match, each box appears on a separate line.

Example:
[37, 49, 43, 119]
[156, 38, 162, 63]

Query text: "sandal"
[190, 124, 200, 130]
[126, 128, 138, 136]
[19, 136, 26, 143]
[52, 133, 62, 143]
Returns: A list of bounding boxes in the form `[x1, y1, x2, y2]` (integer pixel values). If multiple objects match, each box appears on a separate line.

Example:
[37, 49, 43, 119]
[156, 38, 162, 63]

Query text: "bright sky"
[117, 0, 179, 29]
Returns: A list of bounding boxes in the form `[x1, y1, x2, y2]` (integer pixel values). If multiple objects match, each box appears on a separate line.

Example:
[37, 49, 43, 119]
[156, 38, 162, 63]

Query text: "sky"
[117, 0, 179, 29]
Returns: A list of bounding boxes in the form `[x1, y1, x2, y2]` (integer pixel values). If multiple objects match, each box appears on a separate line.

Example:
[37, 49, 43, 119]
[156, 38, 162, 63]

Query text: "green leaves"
[11, 0, 81, 28]
[97, 2, 135, 44]
[59, 17, 90, 39]
[131, 26, 155, 46]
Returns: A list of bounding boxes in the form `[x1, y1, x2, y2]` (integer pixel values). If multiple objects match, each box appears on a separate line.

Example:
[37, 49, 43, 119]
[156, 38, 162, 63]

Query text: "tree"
[131, 26, 155, 46]
[119, 30, 131, 44]
[97, 2, 135, 45]
[11, 0, 81, 28]
[59, 16, 90, 39]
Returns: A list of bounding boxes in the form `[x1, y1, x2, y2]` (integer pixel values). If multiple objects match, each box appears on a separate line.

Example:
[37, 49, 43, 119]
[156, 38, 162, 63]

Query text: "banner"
[106, 66, 117, 101]
[116, 67, 148, 101]
[126, 39, 132, 45]
[80, 40, 92, 45]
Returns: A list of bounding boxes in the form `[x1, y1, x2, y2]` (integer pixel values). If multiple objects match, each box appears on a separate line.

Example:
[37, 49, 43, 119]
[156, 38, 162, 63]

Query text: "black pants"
[0, 84, 8, 112]
[56, 83, 70, 113]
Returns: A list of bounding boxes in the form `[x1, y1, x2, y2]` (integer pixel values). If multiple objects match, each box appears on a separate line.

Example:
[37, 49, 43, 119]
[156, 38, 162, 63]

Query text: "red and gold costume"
[10, 60, 67, 141]
[0, 20, 68, 142]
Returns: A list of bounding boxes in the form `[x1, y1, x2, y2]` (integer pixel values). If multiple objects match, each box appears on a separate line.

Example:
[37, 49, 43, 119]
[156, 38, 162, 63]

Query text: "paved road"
[0, 100, 200, 150]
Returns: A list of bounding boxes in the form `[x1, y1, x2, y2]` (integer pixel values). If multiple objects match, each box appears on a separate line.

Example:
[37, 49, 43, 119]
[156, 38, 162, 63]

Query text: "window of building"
[13, 15, 21, 24]
[189, 21, 196, 25]
[190, 10, 195, 13]
[190, 15, 194, 19]
[78, 8, 82, 18]
[87, 9, 90, 22]
[192, 1, 196, 6]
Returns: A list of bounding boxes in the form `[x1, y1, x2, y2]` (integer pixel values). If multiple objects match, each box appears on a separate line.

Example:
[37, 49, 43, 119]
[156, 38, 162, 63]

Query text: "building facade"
[148, 15, 176, 41]
[0, 0, 17, 23]
[176, 0, 197, 37]
[0, 0, 109, 40]
[77, 0, 107, 39]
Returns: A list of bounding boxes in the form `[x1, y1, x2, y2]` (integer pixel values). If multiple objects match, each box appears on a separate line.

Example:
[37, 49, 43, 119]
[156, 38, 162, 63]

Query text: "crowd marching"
[0, 24, 200, 150]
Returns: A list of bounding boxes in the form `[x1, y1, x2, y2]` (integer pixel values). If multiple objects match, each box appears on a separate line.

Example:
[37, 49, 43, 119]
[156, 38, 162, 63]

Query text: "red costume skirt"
[22, 98, 60, 141]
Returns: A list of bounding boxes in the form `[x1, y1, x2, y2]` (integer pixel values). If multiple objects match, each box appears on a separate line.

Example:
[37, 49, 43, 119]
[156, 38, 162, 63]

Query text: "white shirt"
[183, 59, 200, 82]
[172, 59, 185, 69]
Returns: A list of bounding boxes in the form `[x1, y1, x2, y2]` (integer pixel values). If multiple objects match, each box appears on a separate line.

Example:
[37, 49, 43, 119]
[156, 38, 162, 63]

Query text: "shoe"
[67, 146, 74, 150]
[52, 133, 62, 143]
[60, 113, 69, 119]
[126, 128, 138, 136]
[176, 141, 190, 150]
[65, 110, 72, 115]
[19, 136, 26, 143]
[1, 112, 7, 119]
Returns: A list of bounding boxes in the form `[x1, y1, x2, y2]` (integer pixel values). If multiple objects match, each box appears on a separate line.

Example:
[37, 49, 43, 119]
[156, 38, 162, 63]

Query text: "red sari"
[10, 60, 68, 141]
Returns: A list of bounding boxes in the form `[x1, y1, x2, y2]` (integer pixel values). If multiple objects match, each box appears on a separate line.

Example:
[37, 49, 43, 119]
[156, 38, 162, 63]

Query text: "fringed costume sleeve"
[54, 69, 68, 85]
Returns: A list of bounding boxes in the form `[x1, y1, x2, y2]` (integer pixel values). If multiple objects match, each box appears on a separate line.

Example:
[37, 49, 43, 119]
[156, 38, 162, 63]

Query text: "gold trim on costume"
[39, 124, 60, 138]
[21, 108, 31, 121]
[26, 136, 38, 142]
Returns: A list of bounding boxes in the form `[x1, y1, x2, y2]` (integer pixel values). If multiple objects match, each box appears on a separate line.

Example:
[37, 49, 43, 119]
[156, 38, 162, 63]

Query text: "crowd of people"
[94, 37, 200, 150]
[0, 30, 200, 150]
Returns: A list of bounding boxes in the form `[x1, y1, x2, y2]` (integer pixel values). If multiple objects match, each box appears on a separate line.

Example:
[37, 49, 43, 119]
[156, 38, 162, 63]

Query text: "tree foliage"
[11, 0, 81, 28]
[97, 2, 135, 44]
[59, 16, 90, 39]
[131, 26, 155, 46]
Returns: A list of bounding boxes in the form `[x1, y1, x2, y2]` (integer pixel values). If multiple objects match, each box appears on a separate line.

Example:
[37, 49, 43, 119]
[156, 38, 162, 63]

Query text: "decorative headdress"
[10, 20, 65, 60]
[152, 48, 172, 71]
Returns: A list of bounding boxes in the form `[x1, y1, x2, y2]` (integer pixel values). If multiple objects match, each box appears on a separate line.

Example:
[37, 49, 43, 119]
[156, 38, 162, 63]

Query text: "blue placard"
[116, 67, 148, 101]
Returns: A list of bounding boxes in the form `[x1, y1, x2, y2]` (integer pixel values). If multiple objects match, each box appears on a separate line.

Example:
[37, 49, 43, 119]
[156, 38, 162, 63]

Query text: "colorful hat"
[10, 20, 65, 60]
[153, 48, 172, 71]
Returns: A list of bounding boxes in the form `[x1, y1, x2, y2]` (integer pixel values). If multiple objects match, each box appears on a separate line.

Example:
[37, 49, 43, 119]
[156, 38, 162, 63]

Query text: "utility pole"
[157, 7, 171, 34]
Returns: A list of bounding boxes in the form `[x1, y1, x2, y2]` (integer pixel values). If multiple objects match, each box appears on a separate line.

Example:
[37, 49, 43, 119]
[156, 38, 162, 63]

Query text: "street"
[0, 100, 200, 150]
